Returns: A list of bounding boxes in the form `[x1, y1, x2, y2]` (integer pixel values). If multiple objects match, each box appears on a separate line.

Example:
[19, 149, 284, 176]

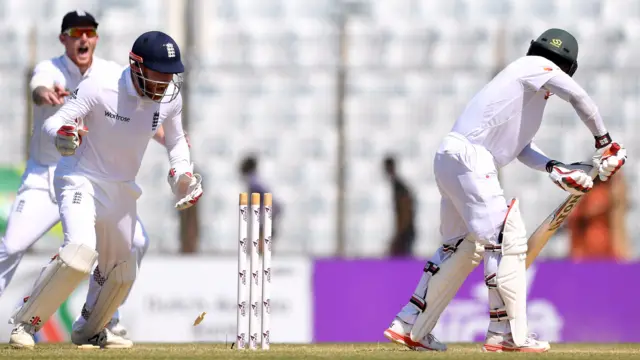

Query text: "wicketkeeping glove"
[55, 120, 87, 156]
[546, 160, 594, 195]
[167, 163, 203, 210]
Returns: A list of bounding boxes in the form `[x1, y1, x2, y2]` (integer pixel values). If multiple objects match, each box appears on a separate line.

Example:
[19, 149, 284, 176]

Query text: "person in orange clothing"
[567, 170, 630, 260]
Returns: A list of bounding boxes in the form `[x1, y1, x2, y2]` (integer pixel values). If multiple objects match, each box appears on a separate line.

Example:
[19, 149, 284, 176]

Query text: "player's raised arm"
[527, 28, 627, 182]
[30, 61, 70, 106]
[42, 77, 99, 156]
[543, 74, 626, 181]
[543, 73, 607, 139]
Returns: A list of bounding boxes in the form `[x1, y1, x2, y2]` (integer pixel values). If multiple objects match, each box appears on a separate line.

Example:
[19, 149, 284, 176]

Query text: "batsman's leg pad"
[484, 253, 510, 334]
[11, 243, 97, 330]
[492, 198, 528, 346]
[80, 251, 137, 337]
[405, 239, 466, 314]
[410, 238, 484, 342]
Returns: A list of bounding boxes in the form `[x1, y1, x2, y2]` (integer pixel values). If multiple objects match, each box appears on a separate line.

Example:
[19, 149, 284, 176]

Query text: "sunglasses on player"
[63, 27, 98, 38]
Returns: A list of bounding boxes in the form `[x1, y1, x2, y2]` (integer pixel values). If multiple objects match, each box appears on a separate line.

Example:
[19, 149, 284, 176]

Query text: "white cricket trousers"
[53, 173, 143, 331]
[433, 132, 512, 334]
[434, 133, 508, 247]
[0, 169, 149, 324]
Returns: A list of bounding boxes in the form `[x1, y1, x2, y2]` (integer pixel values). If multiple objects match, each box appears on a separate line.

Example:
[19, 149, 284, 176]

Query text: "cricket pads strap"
[410, 239, 483, 342]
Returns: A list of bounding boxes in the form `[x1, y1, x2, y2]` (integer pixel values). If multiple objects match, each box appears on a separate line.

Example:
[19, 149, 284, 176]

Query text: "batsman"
[384, 29, 627, 352]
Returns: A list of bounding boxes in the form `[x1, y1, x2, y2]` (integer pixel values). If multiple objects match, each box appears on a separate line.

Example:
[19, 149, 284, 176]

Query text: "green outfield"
[1, 343, 640, 359]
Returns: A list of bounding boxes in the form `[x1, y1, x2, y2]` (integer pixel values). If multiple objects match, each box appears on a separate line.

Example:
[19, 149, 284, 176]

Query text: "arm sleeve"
[29, 60, 60, 91]
[542, 73, 608, 137]
[43, 78, 100, 139]
[162, 94, 191, 173]
[517, 142, 552, 172]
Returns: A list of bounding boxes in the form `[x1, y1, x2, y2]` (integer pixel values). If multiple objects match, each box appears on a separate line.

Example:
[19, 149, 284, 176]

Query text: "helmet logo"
[164, 43, 176, 58]
[550, 39, 562, 48]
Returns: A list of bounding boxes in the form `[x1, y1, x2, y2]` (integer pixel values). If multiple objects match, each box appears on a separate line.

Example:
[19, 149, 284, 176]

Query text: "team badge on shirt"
[152, 111, 159, 131]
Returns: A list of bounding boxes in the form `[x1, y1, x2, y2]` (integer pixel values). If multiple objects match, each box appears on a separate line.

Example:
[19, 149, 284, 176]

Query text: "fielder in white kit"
[383, 29, 627, 352]
[8, 30, 203, 348]
[1, 10, 162, 345]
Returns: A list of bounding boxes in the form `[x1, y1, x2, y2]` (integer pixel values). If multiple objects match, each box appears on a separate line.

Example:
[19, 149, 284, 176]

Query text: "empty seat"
[417, 0, 468, 20]
[236, 0, 282, 20]
[202, 21, 247, 67]
[603, 0, 640, 22]
[281, 0, 338, 20]
[464, 0, 513, 20]
[372, 0, 420, 25]
[294, 94, 337, 119]
[245, 95, 295, 136]
[344, 94, 390, 131]
[344, 19, 384, 68]
[291, 20, 339, 68]
[245, 20, 294, 68]
[0, 26, 30, 66]
[573, 22, 623, 70]
[382, 21, 433, 69]
[429, 21, 499, 69]
[502, 20, 549, 63]
[511, 0, 561, 22]
[567, 0, 604, 19]
[259, 73, 299, 96]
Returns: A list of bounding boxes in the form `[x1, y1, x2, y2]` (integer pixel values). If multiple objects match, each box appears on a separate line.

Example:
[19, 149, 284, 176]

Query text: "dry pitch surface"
[1, 343, 639, 359]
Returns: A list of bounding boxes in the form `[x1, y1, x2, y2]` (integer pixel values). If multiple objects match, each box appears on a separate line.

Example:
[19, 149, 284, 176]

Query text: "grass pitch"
[1, 343, 639, 359]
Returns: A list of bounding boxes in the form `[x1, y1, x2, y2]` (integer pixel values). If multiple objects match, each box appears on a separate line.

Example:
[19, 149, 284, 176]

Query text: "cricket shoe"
[9, 323, 36, 349]
[383, 317, 447, 351]
[106, 318, 128, 337]
[482, 331, 550, 352]
[72, 327, 133, 349]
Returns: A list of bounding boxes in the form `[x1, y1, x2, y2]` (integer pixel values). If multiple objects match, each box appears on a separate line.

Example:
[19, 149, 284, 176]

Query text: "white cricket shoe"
[72, 328, 133, 349]
[106, 319, 128, 337]
[383, 317, 447, 352]
[9, 323, 36, 349]
[483, 331, 550, 352]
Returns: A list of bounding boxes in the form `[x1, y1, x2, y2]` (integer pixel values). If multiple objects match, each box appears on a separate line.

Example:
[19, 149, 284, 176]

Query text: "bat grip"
[607, 143, 620, 156]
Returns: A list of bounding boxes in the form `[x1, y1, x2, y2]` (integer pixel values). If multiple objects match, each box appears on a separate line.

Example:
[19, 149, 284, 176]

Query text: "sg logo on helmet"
[550, 39, 562, 48]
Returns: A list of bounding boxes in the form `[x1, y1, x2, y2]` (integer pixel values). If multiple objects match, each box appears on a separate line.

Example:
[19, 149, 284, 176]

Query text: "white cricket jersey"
[450, 55, 605, 169]
[29, 55, 124, 167]
[42, 67, 190, 185]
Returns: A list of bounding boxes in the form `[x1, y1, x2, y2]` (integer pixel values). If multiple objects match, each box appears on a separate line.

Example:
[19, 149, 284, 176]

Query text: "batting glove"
[592, 139, 626, 182]
[546, 160, 593, 195]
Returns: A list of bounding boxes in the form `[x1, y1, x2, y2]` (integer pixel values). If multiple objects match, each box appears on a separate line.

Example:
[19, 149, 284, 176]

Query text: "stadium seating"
[3, 0, 638, 258]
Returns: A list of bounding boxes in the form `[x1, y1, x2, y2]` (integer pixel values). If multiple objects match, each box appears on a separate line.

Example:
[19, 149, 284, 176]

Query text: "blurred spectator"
[239, 155, 281, 250]
[567, 171, 630, 261]
[383, 155, 416, 257]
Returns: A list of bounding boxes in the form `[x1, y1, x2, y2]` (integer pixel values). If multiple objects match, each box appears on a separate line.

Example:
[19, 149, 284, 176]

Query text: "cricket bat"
[525, 144, 620, 269]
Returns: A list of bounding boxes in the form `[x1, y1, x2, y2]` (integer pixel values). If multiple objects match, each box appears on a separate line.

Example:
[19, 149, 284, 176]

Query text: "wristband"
[545, 160, 563, 173]
[595, 133, 612, 149]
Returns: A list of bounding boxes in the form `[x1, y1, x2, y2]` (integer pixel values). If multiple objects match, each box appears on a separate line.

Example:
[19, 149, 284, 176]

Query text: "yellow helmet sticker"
[550, 38, 563, 48]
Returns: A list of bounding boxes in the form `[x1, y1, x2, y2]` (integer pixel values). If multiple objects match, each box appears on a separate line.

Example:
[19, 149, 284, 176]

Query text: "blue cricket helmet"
[129, 31, 184, 103]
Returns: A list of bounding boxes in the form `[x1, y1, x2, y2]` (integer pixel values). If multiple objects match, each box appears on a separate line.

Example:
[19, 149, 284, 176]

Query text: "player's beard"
[146, 82, 168, 101]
